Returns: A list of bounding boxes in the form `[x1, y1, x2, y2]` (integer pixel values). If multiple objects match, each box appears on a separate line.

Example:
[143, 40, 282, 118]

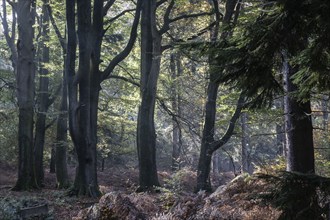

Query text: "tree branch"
[104, 8, 135, 33]
[161, 21, 216, 51]
[1, 0, 17, 65]
[169, 11, 216, 24]
[46, 4, 65, 50]
[103, 0, 116, 16]
[108, 75, 140, 87]
[101, 0, 142, 81]
[159, 0, 174, 34]
[156, 0, 167, 7]
[210, 92, 246, 153]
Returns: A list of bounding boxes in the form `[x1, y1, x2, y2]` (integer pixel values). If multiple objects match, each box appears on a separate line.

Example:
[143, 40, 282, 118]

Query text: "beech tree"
[65, 0, 142, 197]
[137, 0, 214, 191]
[34, 0, 51, 187]
[13, 0, 37, 190]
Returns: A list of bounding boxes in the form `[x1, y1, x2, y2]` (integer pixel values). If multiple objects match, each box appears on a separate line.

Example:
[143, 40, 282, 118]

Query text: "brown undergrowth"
[1, 161, 282, 220]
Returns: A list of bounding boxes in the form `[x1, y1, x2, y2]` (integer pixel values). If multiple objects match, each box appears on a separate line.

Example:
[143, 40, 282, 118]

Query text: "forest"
[0, 0, 330, 219]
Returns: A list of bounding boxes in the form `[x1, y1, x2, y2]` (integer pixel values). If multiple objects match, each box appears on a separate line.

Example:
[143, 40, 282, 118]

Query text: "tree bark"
[196, 0, 240, 192]
[13, 0, 37, 190]
[49, 146, 56, 173]
[240, 112, 250, 173]
[170, 53, 182, 171]
[284, 60, 314, 173]
[65, 0, 141, 197]
[55, 66, 70, 188]
[275, 98, 286, 156]
[137, 0, 161, 191]
[197, 81, 219, 192]
[34, 1, 50, 187]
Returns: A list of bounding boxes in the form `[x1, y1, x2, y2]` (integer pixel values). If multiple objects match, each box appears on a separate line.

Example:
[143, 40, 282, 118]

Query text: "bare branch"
[1, 0, 17, 66]
[101, 0, 142, 81]
[169, 11, 216, 23]
[46, 4, 65, 50]
[104, 8, 135, 33]
[156, 0, 167, 7]
[103, 0, 116, 17]
[159, 0, 174, 34]
[161, 21, 216, 51]
[108, 75, 140, 87]
[210, 92, 246, 153]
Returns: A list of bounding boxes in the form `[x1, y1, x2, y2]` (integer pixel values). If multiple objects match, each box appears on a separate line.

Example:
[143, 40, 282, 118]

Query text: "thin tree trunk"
[240, 112, 249, 173]
[197, 82, 219, 192]
[275, 98, 286, 156]
[55, 65, 70, 188]
[170, 53, 181, 171]
[13, 0, 37, 190]
[196, 0, 240, 192]
[50, 146, 56, 173]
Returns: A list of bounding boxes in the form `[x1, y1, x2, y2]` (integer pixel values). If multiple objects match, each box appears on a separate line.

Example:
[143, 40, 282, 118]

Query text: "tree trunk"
[170, 53, 182, 171]
[197, 81, 219, 192]
[322, 95, 328, 131]
[284, 62, 314, 173]
[50, 146, 56, 173]
[275, 98, 286, 156]
[13, 0, 37, 190]
[68, 0, 100, 197]
[137, 0, 161, 191]
[55, 66, 70, 188]
[241, 112, 250, 173]
[196, 0, 240, 192]
[34, 1, 50, 187]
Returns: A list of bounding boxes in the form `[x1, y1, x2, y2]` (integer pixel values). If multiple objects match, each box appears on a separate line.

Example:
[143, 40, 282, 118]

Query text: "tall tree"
[13, 0, 37, 190]
[137, 0, 214, 191]
[137, 0, 161, 190]
[34, 0, 50, 186]
[196, 0, 242, 192]
[66, 0, 142, 197]
[170, 52, 182, 171]
[46, 0, 70, 187]
[283, 58, 314, 173]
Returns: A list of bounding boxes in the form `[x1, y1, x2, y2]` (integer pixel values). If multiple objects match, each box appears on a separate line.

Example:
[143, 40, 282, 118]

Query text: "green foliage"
[254, 156, 286, 174]
[315, 152, 330, 178]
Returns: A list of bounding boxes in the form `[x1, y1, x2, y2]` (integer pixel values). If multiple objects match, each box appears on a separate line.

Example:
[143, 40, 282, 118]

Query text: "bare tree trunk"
[170, 53, 182, 171]
[34, 1, 50, 187]
[137, 0, 161, 191]
[55, 65, 70, 188]
[196, 0, 240, 192]
[240, 112, 250, 173]
[283, 57, 314, 173]
[275, 98, 286, 156]
[49, 146, 56, 173]
[13, 0, 37, 190]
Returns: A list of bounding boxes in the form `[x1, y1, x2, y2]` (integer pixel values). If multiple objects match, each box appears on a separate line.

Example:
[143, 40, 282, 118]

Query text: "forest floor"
[0, 161, 146, 219]
[0, 161, 282, 220]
